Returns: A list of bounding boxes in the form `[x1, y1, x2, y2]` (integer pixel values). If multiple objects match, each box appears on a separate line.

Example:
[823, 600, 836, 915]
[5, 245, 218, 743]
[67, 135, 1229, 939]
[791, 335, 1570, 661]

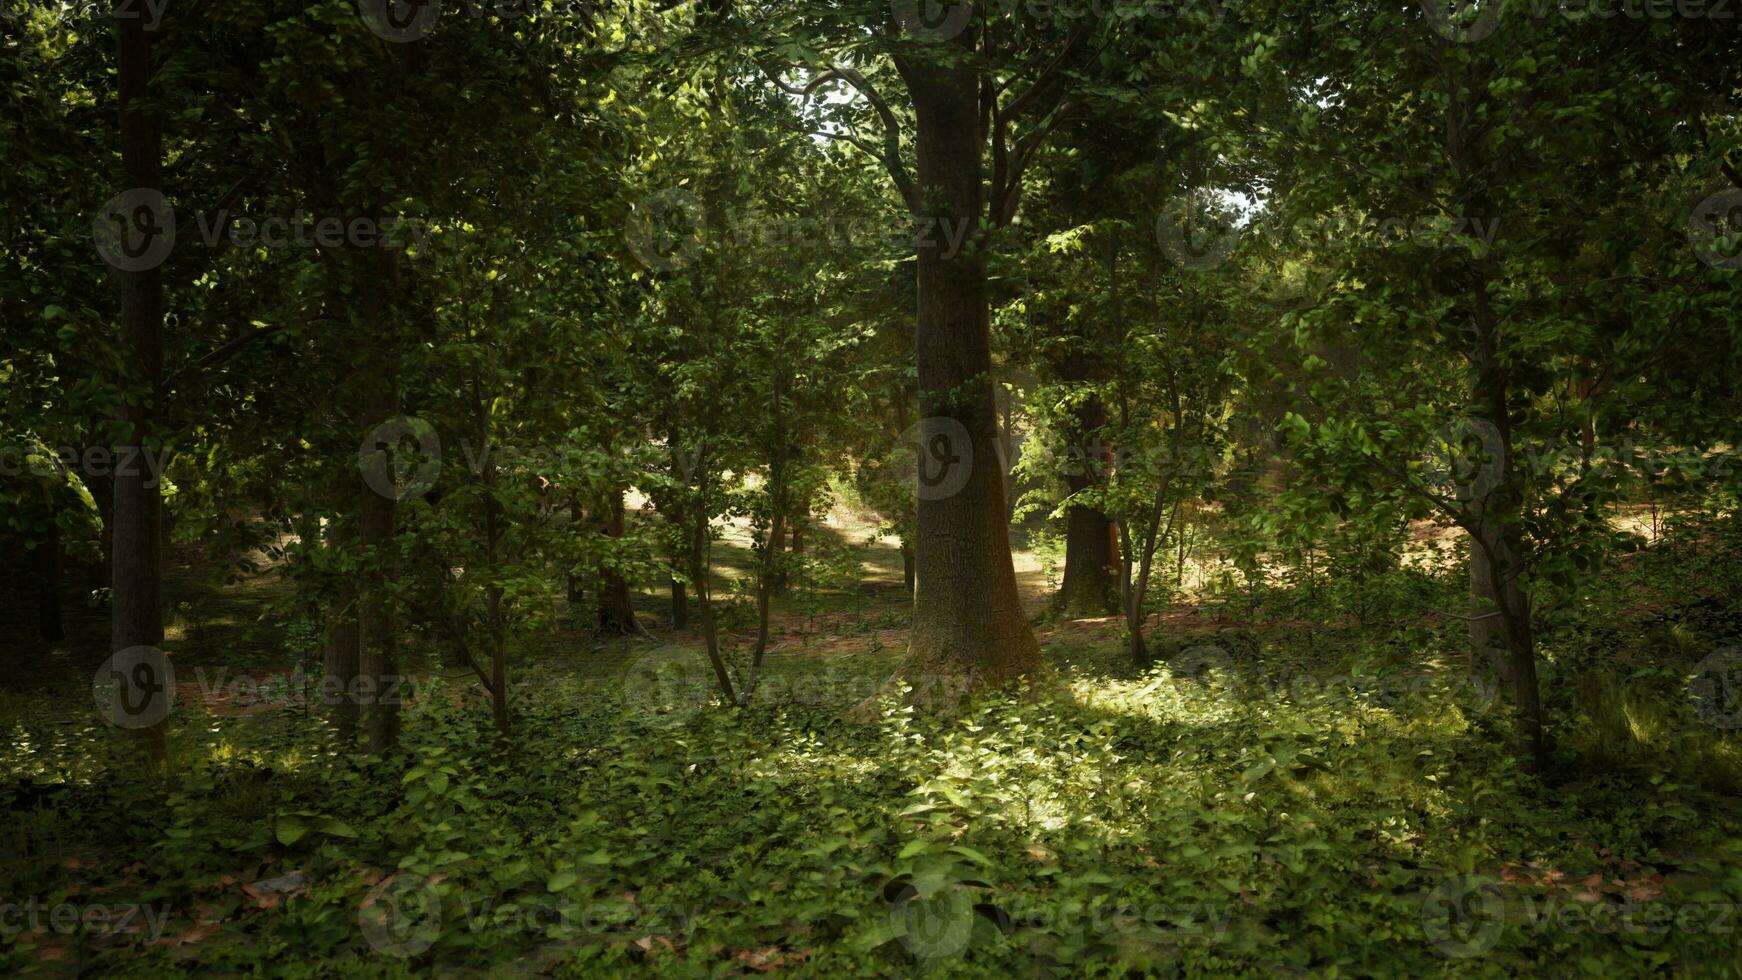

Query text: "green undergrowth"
[5, 626, 1742, 978]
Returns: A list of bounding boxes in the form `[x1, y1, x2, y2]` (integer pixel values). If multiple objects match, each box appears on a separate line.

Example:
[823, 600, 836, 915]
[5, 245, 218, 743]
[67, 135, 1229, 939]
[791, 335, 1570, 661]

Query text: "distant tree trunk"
[33, 522, 66, 643]
[1469, 283, 1546, 774]
[687, 490, 734, 704]
[323, 571, 360, 741]
[596, 489, 642, 635]
[790, 519, 805, 554]
[1058, 391, 1119, 616]
[356, 255, 399, 756]
[901, 543, 916, 597]
[890, 46, 1042, 702]
[112, 8, 168, 766]
[743, 508, 786, 705]
[669, 569, 689, 630]
[1466, 529, 1512, 686]
[566, 497, 583, 605]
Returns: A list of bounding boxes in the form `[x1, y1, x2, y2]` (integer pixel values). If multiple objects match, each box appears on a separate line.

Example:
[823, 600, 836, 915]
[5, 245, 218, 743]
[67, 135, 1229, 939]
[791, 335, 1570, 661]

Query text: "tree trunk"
[597, 489, 642, 635]
[689, 506, 734, 703]
[1466, 528, 1512, 686]
[112, 8, 168, 765]
[33, 522, 66, 643]
[323, 574, 360, 741]
[901, 544, 916, 597]
[891, 50, 1042, 702]
[356, 262, 399, 756]
[1058, 392, 1119, 616]
[669, 569, 689, 630]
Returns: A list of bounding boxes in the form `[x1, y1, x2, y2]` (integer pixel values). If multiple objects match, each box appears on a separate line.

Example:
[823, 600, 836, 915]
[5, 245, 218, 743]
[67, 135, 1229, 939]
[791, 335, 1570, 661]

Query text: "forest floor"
[4, 509, 1742, 976]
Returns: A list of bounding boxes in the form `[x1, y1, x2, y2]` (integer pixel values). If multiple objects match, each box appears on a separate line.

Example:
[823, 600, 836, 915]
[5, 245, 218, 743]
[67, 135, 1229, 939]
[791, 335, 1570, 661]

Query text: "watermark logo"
[1688, 185, 1742, 272]
[94, 645, 175, 729]
[624, 189, 705, 272]
[1689, 646, 1742, 730]
[893, 417, 975, 502]
[359, 873, 443, 957]
[359, 416, 442, 501]
[94, 188, 176, 273]
[1421, 875, 1506, 958]
[1170, 642, 1233, 678]
[359, 0, 442, 41]
[1427, 416, 1506, 501]
[1419, 0, 1504, 42]
[621, 650, 715, 727]
[889, 877, 976, 962]
[890, 0, 974, 42]
[1156, 190, 1242, 271]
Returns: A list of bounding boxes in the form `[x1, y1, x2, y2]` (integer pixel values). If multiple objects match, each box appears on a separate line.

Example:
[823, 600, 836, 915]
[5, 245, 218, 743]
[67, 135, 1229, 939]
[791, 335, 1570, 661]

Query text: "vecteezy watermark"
[356, 0, 598, 42]
[1421, 875, 1736, 959]
[886, 873, 1234, 963]
[1157, 192, 1502, 272]
[892, 417, 975, 502]
[185, 665, 419, 712]
[1688, 646, 1742, 730]
[0, 899, 172, 944]
[1156, 189, 1244, 271]
[622, 191, 978, 272]
[1688, 184, 1742, 272]
[1418, 0, 1504, 42]
[195, 211, 432, 253]
[359, 0, 444, 41]
[890, 876, 978, 962]
[1425, 416, 1506, 502]
[359, 416, 443, 502]
[1420, 0, 1732, 42]
[623, 188, 706, 272]
[0, 442, 170, 489]
[93, 646, 175, 729]
[94, 189, 176, 273]
[889, 0, 975, 41]
[889, 0, 1222, 42]
[94, 188, 431, 272]
[359, 873, 443, 957]
[18, 0, 170, 32]
[620, 649, 717, 727]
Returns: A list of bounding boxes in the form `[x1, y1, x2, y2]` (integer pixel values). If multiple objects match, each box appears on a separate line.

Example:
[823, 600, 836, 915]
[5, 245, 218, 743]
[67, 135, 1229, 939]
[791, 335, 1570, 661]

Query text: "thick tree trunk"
[597, 489, 642, 635]
[33, 522, 66, 643]
[1058, 392, 1119, 616]
[112, 9, 168, 765]
[890, 51, 1042, 702]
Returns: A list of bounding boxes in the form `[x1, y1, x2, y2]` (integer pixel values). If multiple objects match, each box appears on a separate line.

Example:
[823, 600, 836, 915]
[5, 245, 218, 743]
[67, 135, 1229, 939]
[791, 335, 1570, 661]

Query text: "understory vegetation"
[6, 0, 1742, 976]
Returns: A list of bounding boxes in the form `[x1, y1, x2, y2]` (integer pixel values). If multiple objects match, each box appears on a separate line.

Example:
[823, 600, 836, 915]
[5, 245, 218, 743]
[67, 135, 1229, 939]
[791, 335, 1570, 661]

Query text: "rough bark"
[113, 8, 168, 765]
[887, 45, 1043, 703]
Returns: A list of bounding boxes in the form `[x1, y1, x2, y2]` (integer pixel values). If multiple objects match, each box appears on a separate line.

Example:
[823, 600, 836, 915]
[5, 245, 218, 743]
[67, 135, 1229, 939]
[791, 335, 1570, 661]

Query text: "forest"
[3, 0, 1742, 976]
